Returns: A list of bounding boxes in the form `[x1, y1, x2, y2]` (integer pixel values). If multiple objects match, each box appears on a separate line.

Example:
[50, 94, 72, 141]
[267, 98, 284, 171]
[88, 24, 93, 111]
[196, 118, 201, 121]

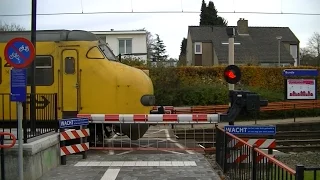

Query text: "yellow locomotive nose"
[112, 62, 155, 113]
[107, 62, 155, 140]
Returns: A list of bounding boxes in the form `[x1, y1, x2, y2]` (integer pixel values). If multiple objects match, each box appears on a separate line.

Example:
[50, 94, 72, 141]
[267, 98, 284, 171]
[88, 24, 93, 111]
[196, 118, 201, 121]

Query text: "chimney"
[237, 18, 248, 35]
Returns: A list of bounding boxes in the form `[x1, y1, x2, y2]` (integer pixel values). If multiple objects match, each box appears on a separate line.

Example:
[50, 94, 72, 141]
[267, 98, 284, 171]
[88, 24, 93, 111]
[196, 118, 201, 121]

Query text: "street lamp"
[276, 36, 282, 67]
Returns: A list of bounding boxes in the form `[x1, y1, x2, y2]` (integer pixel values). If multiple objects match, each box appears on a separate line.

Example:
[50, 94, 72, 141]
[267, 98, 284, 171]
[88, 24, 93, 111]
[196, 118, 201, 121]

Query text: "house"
[91, 29, 148, 63]
[186, 18, 300, 67]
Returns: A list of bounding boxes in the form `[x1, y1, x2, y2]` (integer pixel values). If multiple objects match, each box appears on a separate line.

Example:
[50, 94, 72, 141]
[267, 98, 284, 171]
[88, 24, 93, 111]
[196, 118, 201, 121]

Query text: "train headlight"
[140, 95, 156, 106]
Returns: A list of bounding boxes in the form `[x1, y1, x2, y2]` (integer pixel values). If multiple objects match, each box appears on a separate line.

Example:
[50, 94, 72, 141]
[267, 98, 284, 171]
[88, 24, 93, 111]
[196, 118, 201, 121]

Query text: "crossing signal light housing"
[224, 65, 241, 84]
[220, 90, 269, 122]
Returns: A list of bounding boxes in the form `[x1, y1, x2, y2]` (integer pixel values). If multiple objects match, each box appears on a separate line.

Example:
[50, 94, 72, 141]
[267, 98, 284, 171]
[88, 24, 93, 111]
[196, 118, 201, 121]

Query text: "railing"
[76, 113, 218, 153]
[0, 93, 58, 143]
[215, 125, 320, 180]
[296, 165, 320, 180]
[159, 100, 320, 114]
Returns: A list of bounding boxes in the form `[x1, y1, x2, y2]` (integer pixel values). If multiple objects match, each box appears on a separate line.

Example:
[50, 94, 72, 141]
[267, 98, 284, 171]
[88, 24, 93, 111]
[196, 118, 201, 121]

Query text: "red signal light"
[223, 65, 241, 84]
[225, 70, 236, 79]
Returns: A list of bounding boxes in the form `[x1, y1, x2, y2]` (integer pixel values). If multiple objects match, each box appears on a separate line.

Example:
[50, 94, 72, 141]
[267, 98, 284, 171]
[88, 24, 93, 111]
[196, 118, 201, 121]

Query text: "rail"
[0, 93, 58, 143]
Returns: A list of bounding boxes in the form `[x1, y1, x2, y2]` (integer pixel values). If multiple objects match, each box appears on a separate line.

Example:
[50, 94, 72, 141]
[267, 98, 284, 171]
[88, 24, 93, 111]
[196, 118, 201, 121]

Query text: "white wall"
[93, 32, 147, 63]
[290, 44, 298, 67]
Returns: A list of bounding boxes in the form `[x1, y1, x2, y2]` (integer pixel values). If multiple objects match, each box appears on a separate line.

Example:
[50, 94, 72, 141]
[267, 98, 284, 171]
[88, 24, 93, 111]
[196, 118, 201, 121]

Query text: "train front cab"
[0, 38, 156, 141]
[58, 40, 156, 141]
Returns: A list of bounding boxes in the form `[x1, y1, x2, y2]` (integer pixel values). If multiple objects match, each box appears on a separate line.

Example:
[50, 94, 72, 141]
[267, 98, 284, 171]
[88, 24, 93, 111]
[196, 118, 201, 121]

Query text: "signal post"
[226, 27, 236, 125]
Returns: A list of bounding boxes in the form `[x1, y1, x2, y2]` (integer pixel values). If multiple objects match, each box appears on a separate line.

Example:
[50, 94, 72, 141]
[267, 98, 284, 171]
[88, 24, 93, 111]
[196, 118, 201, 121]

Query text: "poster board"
[286, 79, 316, 100]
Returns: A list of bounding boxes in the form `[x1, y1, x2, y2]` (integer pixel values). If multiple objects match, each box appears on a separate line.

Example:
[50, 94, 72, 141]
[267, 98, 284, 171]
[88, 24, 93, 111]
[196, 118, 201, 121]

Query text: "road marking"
[161, 150, 185, 154]
[116, 150, 133, 155]
[100, 168, 120, 180]
[106, 134, 118, 155]
[108, 150, 115, 155]
[164, 129, 194, 154]
[74, 161, 197, 167]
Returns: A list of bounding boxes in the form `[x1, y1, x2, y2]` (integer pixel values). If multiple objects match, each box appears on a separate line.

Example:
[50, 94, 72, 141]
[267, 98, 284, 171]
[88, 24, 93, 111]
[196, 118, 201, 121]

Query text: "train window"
[65, 57, 75, 74]
[27, 56, 54, 86]
[99, 45, 117, 61]
[86, 47, 104, 59]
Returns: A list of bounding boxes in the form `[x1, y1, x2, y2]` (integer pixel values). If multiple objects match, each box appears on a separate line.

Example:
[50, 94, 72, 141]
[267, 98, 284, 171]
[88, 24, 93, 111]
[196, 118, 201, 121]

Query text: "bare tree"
[137, 28, 155, 60]
[0, 21, 26, 31]
[307, 32, 320, 57]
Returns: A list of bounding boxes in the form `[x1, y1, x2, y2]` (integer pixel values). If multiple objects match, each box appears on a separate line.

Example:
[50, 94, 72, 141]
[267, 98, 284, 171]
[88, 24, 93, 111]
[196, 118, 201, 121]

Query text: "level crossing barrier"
[215, 125, 320, 180]
[59, 118, 90, 165]
[77, 113, 219, 152]
[0, 132, 16, 180]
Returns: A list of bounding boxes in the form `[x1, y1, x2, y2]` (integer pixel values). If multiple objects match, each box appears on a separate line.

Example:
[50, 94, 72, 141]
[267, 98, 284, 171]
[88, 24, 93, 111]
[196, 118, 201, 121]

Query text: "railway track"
[173, 130, 320, 152]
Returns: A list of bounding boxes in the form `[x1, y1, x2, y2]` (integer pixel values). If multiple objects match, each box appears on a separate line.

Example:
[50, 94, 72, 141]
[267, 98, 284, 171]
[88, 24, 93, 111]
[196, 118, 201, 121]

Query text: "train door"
[61, 49, 79, 116]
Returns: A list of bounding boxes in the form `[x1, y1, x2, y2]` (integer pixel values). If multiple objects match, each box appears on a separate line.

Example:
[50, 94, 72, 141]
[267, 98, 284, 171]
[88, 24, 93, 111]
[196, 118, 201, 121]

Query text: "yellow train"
[0, 30, 156, 140]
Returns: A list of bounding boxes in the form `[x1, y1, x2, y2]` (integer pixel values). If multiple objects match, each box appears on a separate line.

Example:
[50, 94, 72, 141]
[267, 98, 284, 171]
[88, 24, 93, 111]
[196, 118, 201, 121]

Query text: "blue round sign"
[4, 37, 35, 69]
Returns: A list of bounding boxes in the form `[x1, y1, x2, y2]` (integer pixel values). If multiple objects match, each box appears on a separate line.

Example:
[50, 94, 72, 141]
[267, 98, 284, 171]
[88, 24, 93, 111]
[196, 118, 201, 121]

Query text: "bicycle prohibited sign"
[4, 37, 35, 69]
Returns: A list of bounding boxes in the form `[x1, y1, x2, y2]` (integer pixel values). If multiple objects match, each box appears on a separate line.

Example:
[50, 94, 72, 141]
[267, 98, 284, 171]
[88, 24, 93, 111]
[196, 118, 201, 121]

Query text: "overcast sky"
[0, 0, 319, 59]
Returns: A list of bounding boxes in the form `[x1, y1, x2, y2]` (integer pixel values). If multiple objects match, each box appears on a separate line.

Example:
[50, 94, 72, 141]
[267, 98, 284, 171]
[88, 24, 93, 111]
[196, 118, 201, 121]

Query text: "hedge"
[134, 65, 320, 106]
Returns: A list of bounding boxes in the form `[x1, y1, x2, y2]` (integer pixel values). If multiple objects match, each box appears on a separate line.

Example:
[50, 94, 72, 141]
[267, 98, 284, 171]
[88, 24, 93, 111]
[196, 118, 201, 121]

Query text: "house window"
[119, 39, 132, 54]
[27, 56, 54, 86]
[194, 42, 202, 54]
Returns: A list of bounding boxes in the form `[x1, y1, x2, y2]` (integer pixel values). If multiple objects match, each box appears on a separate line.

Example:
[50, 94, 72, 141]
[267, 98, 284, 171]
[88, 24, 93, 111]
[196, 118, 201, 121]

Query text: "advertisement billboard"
[286, 79, 316, 100]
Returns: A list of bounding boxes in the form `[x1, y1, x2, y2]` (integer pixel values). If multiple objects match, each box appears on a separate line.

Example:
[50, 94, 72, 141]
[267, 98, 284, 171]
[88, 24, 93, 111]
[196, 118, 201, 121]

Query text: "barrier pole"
[1, 135, 4, 180]
[81, 125, 87, 159]
[17, 102, 23, 180]
[60, 128, 66, 165]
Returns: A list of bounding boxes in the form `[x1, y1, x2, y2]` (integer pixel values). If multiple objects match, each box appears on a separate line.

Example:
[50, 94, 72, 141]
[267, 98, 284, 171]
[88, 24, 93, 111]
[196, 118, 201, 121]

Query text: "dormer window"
[194, 42, 202, 54]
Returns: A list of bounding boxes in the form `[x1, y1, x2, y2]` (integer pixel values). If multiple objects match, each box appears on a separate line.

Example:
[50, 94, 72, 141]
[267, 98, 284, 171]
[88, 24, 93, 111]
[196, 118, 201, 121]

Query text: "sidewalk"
[174, 116, 320, 129]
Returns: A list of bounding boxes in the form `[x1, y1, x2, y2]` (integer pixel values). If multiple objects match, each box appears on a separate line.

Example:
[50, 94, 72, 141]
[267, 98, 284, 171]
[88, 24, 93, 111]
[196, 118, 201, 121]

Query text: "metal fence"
[86, 122, 216, 154]
[296, 165, 320, 180]
[0, 93, 58, 143]
[214, 125, 320, 180]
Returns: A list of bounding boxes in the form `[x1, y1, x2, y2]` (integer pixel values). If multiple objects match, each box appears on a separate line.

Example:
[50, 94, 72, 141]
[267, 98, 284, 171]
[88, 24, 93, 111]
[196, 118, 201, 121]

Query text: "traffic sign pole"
[4, 37, 35, 180]
[17, 101, 23, 180]
[30, 0, 38, 137]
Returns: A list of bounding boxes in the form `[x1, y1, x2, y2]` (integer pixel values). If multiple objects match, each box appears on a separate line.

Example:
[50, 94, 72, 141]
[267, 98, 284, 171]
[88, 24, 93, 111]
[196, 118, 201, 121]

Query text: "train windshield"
[99, 44, 117, 61]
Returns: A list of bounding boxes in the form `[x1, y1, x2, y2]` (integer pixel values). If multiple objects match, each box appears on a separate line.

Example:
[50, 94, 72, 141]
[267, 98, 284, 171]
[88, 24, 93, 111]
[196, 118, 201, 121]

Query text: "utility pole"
[276, 36, 282, 67]
[30, 0, 37, 133]
[226, 27, 236, 125]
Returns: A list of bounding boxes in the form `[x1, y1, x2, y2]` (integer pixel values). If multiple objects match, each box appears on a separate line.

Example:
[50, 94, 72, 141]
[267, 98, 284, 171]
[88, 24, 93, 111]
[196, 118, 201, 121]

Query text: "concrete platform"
[0, 132, 60, 180]
[38, 150, 221, 180]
